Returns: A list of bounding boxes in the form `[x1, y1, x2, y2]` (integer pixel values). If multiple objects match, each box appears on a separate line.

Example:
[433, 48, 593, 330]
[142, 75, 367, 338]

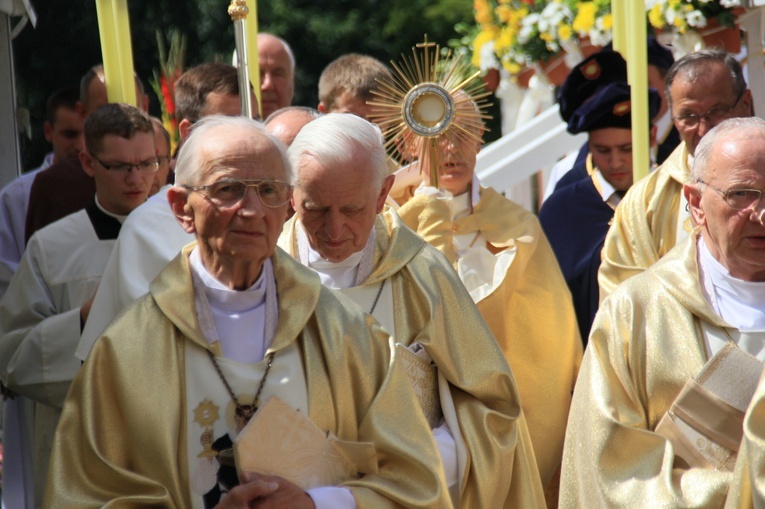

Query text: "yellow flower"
[673, 15, 687, 33]
[540, 32, 554, 42]
[496, 5, 513, 24]
[667, 0, 680, 8]
[503, 60, 522, 74]
[601, 13, 612, 31]
[472, 28, 498, 67]
[474, 0, 493, 26]
[558, 23, 573, 41]
[495, 25, 516, 54]
[573, 2, 597, 34]
[648, 4, 664, 29]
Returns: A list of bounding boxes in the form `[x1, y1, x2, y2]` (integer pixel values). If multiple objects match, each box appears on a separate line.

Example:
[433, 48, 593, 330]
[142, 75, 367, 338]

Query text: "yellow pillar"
[94, 0, 137, 106]
[625, 0, 650, 182]
[611, 0, 627, 56]
[246, 0, 262, 117]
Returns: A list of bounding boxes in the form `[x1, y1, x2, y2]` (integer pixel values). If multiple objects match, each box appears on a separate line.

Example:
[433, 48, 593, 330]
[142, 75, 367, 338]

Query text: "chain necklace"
[207, 350, 275, 429]
[369, 279, 386, 314]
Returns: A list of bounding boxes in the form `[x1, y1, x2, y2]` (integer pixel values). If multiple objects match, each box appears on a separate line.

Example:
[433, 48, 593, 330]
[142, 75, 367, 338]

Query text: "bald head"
[258, 33, 295, 119]
[174, 115, 291, 186]
[265, 107, 321, 147]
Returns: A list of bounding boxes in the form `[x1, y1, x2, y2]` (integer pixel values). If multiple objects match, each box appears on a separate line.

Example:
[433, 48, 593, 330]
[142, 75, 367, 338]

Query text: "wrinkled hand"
[214, 473, 315, 509]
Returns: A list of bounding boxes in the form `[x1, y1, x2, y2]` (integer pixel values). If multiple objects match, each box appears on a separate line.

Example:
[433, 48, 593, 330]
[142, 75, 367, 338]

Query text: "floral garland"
[646, 0, 742, 34]
[470, 0, 612, 78]
[467, 0, 743, 80]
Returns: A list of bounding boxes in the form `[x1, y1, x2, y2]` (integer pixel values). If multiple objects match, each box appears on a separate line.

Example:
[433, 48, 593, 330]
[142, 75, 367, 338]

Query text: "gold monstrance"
[368, 36, 492, 188]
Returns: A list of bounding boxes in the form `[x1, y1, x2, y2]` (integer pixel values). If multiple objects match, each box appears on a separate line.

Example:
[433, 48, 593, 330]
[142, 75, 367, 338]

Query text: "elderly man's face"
[670, 62, 751, 155]
[178, 129, 289, 282]
[293, 152, 392, 262]
[687, 134, 765, 281]
[258, 35, 294, 119]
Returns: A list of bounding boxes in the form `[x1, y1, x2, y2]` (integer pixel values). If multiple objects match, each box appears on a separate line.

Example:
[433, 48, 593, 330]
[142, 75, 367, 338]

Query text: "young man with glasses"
[561, 117, 765, 506]
[599, 49, 752, 298]
[0, 103, 156, 506]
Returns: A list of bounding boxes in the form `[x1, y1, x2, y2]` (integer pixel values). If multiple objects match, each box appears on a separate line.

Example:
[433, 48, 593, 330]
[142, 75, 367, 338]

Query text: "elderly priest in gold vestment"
[278, 113, 545, 508]
[45, 116, 450, 508]
[561, 117, 765, 507]
[598, 49, 752, 298]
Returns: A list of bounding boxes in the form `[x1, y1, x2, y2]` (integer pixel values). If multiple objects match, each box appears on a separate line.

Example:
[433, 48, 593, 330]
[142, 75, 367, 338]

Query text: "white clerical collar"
[449, 174, 482, 220]
[593, 170, 618, 204]
[297, 221, 376, 289]
[188, 246, 278, 362]
[95, 196, 128, 224]
[190, 247, 267, 310]
[698, 237, 765, 331]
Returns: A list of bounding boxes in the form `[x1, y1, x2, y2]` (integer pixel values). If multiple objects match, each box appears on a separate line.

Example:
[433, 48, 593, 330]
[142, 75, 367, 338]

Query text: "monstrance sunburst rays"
[368, 35, 492, 189]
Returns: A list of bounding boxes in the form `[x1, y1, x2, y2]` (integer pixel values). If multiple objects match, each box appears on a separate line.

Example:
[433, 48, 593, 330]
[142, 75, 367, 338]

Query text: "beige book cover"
[396, 343, 442, 428]
[655, 342, 764, 471]
[234, 396, 378, 489]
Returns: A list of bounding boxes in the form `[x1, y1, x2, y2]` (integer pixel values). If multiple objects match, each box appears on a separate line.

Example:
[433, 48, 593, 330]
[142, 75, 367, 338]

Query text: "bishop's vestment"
[280, 209, 545, 508]
[46, 246, 450, 508]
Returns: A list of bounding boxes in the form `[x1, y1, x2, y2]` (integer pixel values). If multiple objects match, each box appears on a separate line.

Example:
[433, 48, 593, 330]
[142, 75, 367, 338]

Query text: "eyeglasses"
[183, 178, 292, 209]
[697, 179, 764, 211]
[672, 89, 745, 130]
[90, 153, 159, 173]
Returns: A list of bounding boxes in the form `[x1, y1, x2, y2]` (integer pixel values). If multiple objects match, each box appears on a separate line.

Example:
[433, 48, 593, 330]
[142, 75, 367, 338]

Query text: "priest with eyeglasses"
[44, 115, 450, 508]
[561, 117, 765, 507]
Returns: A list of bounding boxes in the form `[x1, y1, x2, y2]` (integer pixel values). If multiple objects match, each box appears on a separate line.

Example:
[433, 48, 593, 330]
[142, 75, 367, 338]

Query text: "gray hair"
[666, 49, 746, 110]
[174, 115, 292, 185]
[693, 117, 765, 181]
[287, 113, 388, 189]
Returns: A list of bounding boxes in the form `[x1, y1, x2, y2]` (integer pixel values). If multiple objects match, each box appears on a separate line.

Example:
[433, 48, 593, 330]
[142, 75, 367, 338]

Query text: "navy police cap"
[567, 81, 661, 134]
[558, 51, 627, 122]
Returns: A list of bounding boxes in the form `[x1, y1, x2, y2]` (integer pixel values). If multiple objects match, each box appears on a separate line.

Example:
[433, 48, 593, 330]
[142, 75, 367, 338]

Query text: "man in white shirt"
[279, 113, 544, 507]
[560, 117, 765, 506]
[0, 103, 157, 506]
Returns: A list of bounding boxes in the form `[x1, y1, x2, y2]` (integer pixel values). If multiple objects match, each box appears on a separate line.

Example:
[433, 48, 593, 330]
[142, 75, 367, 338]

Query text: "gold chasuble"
[397, 186, 583, 490]
[726, 373, 765, 508]
[45, 246, 450, 507]
[279, 209, 546, 508]
[598, 142, 692, 298]
[560, 235, 734, 508]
